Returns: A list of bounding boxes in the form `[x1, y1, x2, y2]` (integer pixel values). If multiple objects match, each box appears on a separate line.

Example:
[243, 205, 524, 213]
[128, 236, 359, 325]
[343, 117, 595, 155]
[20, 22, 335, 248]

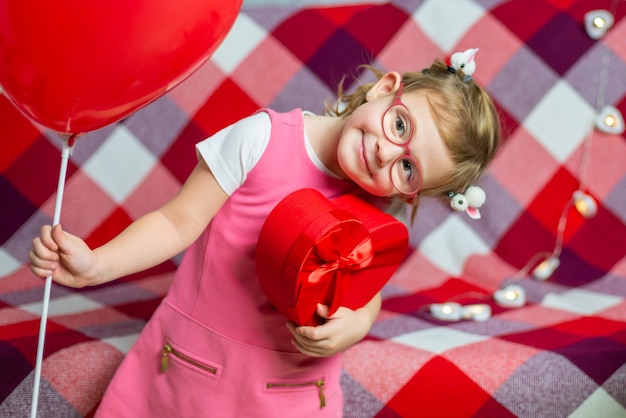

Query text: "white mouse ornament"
[449, 186, 486, 219]
[449, 48, 479, 77]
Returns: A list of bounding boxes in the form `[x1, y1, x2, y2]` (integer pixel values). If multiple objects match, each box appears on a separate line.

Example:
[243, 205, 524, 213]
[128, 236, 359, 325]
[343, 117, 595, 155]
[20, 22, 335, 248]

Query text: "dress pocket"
[265, 377, 326, 409]
[161, 341, 220, 377]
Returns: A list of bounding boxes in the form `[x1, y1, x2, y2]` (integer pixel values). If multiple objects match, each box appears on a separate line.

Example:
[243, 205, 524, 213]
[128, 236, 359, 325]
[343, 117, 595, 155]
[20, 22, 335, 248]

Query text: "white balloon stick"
[31, 136, 75, 418]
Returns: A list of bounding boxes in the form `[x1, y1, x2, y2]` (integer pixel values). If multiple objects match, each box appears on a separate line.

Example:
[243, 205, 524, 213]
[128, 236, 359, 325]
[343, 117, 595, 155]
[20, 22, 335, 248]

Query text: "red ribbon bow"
[297, 215, 374, 322]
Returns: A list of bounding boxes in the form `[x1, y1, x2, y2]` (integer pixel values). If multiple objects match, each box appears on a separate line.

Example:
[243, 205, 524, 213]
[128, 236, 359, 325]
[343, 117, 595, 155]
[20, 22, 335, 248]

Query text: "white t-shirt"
[195, 111, 338, 196]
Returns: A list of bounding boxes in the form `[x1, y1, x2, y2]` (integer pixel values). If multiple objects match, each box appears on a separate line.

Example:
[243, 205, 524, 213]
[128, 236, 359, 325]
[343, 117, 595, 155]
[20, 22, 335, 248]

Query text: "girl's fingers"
[28, 247, 57, 275]
[29, 225, 63, 278]
[29, 262, 53, 279]
[38, 225, 58, 251]
[290, 339, 323, 357]
[31, 235, 59, 262]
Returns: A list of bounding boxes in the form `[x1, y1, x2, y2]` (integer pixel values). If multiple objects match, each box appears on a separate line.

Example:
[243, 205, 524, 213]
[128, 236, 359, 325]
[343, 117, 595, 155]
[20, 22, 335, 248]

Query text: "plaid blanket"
[2, 0, 625, 417]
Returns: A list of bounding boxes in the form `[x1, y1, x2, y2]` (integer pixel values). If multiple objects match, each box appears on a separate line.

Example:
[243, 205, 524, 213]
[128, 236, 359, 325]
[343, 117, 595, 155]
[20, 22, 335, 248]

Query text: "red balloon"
[0, 0, 242, 133]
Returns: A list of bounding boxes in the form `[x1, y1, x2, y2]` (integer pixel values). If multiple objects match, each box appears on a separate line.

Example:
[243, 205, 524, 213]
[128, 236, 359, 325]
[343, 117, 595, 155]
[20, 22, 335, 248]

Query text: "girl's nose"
[376, 137, 405, 166]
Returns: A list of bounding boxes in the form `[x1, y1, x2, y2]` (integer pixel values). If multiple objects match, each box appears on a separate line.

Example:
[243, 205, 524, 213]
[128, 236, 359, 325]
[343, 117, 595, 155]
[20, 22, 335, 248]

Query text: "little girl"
[30, 57, 500, 417]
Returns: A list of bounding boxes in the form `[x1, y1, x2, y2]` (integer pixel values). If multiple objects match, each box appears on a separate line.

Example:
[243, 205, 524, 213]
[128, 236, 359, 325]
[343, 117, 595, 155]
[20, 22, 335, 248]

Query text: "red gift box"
[256, 189, 409, 326]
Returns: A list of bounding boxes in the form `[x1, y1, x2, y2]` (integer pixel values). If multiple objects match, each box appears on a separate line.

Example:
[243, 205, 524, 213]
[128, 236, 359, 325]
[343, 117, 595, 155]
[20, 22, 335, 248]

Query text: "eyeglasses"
[381, 82, 422, 197]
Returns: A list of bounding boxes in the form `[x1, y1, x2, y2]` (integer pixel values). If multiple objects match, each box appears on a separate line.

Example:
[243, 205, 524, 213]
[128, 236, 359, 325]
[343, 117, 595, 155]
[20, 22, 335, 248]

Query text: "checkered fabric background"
[2, 0, 626, 417]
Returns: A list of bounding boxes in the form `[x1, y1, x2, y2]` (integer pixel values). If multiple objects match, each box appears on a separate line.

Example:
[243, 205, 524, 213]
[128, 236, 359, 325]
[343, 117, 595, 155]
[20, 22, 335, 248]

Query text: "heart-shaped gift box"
[256, 189, 409, 326]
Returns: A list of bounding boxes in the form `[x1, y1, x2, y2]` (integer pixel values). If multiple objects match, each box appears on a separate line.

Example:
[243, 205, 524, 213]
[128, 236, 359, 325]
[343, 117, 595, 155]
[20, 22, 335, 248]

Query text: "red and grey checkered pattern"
[1, 1, 625, 416]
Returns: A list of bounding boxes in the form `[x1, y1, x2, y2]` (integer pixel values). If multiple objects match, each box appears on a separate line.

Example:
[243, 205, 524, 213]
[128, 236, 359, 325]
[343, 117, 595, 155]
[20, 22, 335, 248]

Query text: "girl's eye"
[398, 158, 416, 184]
[392, 158, 421, 194]
[395, 116, 406, 138]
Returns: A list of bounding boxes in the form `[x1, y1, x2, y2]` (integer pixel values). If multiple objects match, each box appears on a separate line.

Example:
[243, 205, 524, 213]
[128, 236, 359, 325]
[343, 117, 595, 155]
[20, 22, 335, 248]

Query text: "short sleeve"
[195, 112, 271, 196]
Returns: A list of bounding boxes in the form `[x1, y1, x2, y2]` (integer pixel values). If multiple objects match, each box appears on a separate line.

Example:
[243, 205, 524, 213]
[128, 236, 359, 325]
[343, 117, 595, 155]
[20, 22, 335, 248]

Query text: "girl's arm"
[30, 160, 227, 287]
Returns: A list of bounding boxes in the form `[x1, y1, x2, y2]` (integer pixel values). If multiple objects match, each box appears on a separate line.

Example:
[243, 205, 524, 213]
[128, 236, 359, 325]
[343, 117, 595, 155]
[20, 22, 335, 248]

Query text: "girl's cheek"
[370, 176, 395, 197]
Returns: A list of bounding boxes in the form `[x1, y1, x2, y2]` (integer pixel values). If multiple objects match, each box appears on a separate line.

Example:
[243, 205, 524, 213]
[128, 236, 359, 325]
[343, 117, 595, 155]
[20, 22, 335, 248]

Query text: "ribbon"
[295, 219, 374, 322]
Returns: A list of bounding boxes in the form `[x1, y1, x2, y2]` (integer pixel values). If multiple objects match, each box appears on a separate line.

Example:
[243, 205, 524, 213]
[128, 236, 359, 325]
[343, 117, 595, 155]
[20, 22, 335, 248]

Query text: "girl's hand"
[286, 303, 376, 357]
[29, 224, 97, 288]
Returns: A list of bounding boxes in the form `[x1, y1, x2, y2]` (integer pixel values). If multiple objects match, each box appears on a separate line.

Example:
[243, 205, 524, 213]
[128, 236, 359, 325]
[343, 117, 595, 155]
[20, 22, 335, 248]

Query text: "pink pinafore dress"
[96, 109, 359, 417]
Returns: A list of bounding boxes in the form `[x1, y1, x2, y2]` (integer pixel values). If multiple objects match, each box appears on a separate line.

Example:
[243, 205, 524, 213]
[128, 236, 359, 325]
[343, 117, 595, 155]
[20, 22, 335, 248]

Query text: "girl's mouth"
[361, 138, 372, 175]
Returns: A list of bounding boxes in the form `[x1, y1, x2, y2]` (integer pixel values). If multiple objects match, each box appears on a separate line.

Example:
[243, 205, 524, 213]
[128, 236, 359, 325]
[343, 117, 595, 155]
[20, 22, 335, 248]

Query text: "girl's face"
[336, 81, 455, 198]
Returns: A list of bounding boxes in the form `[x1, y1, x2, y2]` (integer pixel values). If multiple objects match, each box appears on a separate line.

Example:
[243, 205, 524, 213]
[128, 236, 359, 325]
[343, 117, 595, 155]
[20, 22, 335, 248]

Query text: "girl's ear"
[366, 71, 402, 100]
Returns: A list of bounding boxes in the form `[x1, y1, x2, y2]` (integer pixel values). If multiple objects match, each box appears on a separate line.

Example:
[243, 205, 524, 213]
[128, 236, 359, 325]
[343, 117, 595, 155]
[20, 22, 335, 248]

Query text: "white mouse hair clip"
[448, 185, 486, 219]
[448, 48, 479, 82]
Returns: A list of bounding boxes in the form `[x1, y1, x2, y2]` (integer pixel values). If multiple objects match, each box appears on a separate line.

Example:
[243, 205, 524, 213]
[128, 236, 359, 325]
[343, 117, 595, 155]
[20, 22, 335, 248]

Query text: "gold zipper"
[161, 342, 218, 375]
[266, 379, 326, 409]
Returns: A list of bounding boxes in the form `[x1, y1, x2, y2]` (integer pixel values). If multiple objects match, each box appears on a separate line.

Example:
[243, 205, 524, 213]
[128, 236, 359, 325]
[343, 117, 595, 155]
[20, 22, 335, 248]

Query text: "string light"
[593, 17, 606, 28]
[430, 302, 462, 321]
[572, 190, 598, 218]
[462, 304, 491, 321]
[595, 105, 625, 134]
[429, 302, 492, 322]
[524, 0, 620, 282]
[494, 284, 526, 308]
[532, 256, 561, 281]
[584, 9, 614, 39]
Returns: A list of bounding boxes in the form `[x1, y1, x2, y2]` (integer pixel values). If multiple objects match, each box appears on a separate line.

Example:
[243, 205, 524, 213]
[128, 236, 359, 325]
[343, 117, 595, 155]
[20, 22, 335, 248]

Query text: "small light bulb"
[532, 256, 560, 281]
[462, 304, 492, 321]
[585, 10, 614, 39]
[595, 105, 624, 134]
[593, 17, 605, 28]
[494, 284, 526, 308]
[572, 190, 597, 218]
[430, 302, 462, 321]
[575, 198, 591, 214]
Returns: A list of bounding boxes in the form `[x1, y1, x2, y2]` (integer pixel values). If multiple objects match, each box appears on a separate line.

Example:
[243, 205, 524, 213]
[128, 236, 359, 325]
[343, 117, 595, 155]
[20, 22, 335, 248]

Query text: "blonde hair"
[327, 59, 501, 208]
